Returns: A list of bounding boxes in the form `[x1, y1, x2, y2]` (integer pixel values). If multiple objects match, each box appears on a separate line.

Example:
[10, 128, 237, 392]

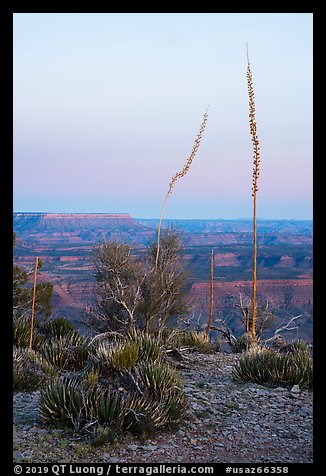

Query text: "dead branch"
[264, 314, 302, 343]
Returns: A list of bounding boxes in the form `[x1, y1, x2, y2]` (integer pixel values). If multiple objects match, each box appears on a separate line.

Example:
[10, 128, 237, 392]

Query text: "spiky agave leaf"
[13, 317, 44, 350]
[128, 330, 162, 363]
[85, 386, 126, 424]
[40, 334, 89, 370]
[39, 377, 84, 429]
[232, 346, 313, 389]
[136, 361, 182, 397]
[40, 317, 76, 339]
[91, 340, 139, 373]
[123, 394, 170, 432]
[13, 347, 57, 391]
[163, 388, 188, 424]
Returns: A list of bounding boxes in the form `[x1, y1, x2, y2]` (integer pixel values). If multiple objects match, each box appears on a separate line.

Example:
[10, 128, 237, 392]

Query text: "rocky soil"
[13, 352, 313, 464]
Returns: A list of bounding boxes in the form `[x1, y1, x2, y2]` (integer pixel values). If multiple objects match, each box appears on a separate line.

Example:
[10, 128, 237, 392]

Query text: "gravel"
[13, 352, 313, 463]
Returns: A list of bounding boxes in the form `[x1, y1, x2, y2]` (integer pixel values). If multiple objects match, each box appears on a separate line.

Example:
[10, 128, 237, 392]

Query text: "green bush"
[111, 341, 139, 370]
[91, 340, 139, 373]
[83, 367, 99, 388]
[233, 346, 313, 389]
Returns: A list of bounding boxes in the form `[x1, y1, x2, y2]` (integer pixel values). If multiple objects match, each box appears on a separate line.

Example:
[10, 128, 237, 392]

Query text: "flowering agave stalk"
[155, 108, 209, 272]
[29, 256, 39, 350]
[246, 43, 261, 343]
[206, 248, 214, 334]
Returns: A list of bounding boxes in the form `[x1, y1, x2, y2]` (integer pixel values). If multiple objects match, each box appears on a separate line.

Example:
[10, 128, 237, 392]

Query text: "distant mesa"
[13, 212, 155, 245]
[14, 212, 131, 219]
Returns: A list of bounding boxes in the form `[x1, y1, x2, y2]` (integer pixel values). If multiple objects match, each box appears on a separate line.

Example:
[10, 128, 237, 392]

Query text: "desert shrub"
[90, 425, 121, 447]
[40, 334, 90, 370]
[232, 334, 252, 353]
[83, 367, 99, 387]
[233, 346, 312, 389]
[13, 347, 57, 392]
[136, 361, 181, 396]
[111, 341, 139, 370]
[13, 317, 44, 350]
[39, 377, 84, 429]
[169, 330, 210, 353]
[90, 340, 139, 373]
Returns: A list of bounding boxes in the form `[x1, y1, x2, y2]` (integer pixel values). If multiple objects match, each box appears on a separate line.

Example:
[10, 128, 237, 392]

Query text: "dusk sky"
[13, 13, 312, 219]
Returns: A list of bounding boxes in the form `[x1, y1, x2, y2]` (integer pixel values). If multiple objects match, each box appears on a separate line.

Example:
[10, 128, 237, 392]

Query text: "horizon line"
[13, 211, 313, 221]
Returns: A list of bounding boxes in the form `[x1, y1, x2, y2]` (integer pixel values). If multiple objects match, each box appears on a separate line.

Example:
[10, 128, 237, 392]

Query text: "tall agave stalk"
[206, 248, 214, 334]
[29, 256, 39, 350]
[246, 44, 261, 343]
[155, 109, 209, 272]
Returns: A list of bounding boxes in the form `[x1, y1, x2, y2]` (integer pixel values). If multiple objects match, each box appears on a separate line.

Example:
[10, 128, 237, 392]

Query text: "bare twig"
[264, 314, 302, 343]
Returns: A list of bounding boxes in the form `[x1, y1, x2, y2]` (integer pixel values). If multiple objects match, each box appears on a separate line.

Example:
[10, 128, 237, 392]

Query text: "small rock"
[190, 439, 197, 445]
[291, 384, 300, 393]
[142, 445, 157, 451]
[13, 450, 23, 462]
[127, 444, 138, 451]
[101, 453, 111, 461]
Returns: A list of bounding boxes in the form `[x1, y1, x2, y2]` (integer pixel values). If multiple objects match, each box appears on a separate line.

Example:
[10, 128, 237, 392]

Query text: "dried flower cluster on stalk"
[155, 109, 209, 270]
[247, 46, 260, 197]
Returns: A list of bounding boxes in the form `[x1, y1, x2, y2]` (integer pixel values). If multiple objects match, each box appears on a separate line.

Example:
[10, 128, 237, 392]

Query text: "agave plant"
[39, 377, 85, 429]
[91, 340, 139, 373]
[171, 330, 210, 353]
[233, 346, 313, 389]
[163, 388, 188, 425]
[40, 316, 76, 339]
[13, 317, 44, 350]
[232, 334, 252, 354]
[279, 339, 310, 355]
[123, 394, 170, 433]
[40, 334, 89, 370]
[13, 347, 57, 391]
[128, 330, 162, 363]
[85, 387, 126, 424]
[136, 361, 182, 397]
